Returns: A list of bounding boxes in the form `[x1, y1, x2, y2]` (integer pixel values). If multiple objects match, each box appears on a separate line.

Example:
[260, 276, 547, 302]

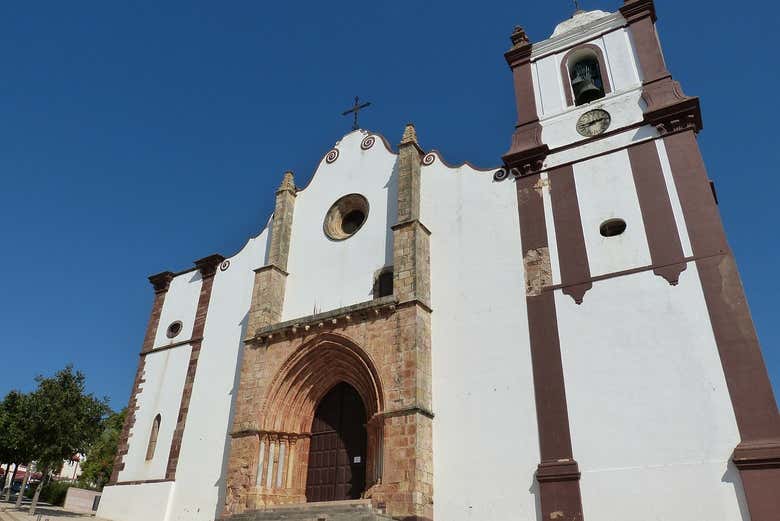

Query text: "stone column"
[383, 124, 434, 520]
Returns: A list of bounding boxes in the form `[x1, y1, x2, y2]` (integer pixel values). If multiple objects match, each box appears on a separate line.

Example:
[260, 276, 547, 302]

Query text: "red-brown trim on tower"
[560, 43, 613, 107]
[549, 165, 592, 304]
[627, 139, 686, 285]
[664, 129, 780, 521]
[503, 27, 550, 176]
[109, 271, 174, 485]
[165, 254, 224, 481]
[620, 0, 702, 133]
[516, 174, 584, 521]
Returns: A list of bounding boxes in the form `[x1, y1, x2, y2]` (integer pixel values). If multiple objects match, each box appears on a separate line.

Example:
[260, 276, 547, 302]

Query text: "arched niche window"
[374, 268, 393, 299]
[145, 414, 161, 461]
[561, 44, 612, 107]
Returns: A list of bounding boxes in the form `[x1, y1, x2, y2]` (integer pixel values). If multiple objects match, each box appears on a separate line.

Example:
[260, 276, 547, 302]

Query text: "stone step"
[224, 500, 394, 521]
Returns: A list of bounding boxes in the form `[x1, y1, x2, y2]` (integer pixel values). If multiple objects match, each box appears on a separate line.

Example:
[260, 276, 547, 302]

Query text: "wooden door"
[305, 383, 367, 502]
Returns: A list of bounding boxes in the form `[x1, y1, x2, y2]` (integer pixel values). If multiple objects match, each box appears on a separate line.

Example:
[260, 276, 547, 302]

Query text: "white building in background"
[98, 2, 780, 521]
[56, 455, 84, 482]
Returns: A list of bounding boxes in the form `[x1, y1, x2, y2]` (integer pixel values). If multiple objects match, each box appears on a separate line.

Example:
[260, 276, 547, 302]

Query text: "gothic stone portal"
[224, 327, 433, 520]
[306, 383, 367, 502]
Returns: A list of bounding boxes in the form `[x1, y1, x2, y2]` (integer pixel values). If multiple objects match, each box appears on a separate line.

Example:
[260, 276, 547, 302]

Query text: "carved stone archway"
[226, 333, 385, 511]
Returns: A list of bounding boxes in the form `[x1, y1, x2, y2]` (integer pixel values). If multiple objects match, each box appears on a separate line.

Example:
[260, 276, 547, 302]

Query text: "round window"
[166, 321, 183, 339]
[324, 194, 369, 240]
[600, 218, 627, 237]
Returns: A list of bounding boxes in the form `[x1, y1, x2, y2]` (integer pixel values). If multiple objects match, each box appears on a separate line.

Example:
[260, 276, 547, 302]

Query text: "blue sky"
[1, 0, 778, 410]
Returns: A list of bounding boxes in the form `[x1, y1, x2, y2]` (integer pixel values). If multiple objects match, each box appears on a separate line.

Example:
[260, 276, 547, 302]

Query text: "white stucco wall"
[533, 28, 640, 122]
[422, 157, 541, 521]
[99, 482, 175, 521]
[555, 268, 745, 520]
[572, 149, 651, 277]
[283, 131, 398, 320]
[119, 344, 192, 482]
[167, 230, 269, 521]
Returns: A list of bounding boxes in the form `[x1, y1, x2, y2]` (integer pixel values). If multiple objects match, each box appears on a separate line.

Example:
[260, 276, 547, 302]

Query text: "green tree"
[25, 366, 110, 514]
[78, 408, 126, 490]
[0, 391, 35, 501]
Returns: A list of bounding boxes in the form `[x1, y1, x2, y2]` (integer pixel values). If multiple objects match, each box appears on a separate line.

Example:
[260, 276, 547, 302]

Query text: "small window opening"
[570, 57, 605, 106]
[600, 218, 627, 237]
[166, 321, 183, 339]
[341, 210, 366, 235]
[146, 414, 161, 461]
[375, 270, 393, 298]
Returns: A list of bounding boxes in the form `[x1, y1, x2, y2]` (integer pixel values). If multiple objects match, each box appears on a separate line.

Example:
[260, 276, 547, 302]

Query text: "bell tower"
[502, 2, 780, 521]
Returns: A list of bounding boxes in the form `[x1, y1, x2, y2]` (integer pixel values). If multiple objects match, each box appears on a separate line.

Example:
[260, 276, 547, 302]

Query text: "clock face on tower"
[576, 109, 611, 137]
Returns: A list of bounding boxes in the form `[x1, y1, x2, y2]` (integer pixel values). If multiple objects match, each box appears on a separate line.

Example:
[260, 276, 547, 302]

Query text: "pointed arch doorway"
[305, 382, 367, 502]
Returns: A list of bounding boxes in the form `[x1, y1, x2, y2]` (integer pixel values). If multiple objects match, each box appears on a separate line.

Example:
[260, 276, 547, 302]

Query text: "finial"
[400, 123, 418, 146]
[572, 0, 585, 14]
[510, 25, 529, 47]
[277, 171, 296, 194]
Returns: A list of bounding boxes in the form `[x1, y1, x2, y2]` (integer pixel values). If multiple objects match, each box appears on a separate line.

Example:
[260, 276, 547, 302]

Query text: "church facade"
[98, 2, 780, 521]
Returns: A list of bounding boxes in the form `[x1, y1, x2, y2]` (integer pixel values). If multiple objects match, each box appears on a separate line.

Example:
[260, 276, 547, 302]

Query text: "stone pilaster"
[393, 124, 430, 309]
[246, 172, 296, 337]
[502, 26, 549, 176]
[620, 0, 702, 134]
[384, 124, 433, 520]
[268, 171, 296, 270]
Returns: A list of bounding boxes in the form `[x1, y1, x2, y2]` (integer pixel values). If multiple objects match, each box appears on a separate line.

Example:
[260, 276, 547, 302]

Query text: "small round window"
[600, 218, 627, 237]
[324, 194, 369, 240]
[166, 321, 183, 339]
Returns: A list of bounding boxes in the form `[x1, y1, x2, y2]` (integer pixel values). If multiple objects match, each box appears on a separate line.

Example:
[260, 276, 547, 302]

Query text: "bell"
[573, 77, 604, 105]
[571, 59, 605, 105]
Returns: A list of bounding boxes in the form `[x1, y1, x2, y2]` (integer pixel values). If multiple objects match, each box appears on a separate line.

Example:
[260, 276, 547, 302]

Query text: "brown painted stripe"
[516, 175, 584, 521]
[628, 140, 686, 285]
[165, 254, 224, 480]
[549, 165, 592, 304]
[664, 130, 780, 521]
[109, 271, 173, 485]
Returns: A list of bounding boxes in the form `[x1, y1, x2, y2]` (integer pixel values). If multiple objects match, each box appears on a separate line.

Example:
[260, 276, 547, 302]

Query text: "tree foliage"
[26, 365, 111, 469]
[24, 365, 111, 514]
[0, 391, 34, 468]
[78, 408, 126, 490]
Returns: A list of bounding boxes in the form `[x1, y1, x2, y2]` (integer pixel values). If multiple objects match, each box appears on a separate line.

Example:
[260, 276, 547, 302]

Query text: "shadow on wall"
[722, 461, 750, 521]
[214, 310, 249, 519]
[529, 474, 543, 521]
[383, 160, 399, 270]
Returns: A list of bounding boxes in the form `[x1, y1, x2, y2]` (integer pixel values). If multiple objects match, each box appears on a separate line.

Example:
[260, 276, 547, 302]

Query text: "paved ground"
[0, 499, 108, 521]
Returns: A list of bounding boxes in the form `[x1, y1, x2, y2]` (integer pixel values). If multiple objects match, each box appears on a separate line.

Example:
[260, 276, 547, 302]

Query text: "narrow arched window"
[146, 414, 161, 461]
[570, 55, 606, 106]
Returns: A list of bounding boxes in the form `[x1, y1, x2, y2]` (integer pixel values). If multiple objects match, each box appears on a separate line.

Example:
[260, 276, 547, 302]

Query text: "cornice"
[194, 253, 226, 279]
[531, 12, 626, 61]
[245, 296, 399, 346]
[148, 271, 174, 294]
[732, 439, 780, 470]
[619, 0, 657, 24]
